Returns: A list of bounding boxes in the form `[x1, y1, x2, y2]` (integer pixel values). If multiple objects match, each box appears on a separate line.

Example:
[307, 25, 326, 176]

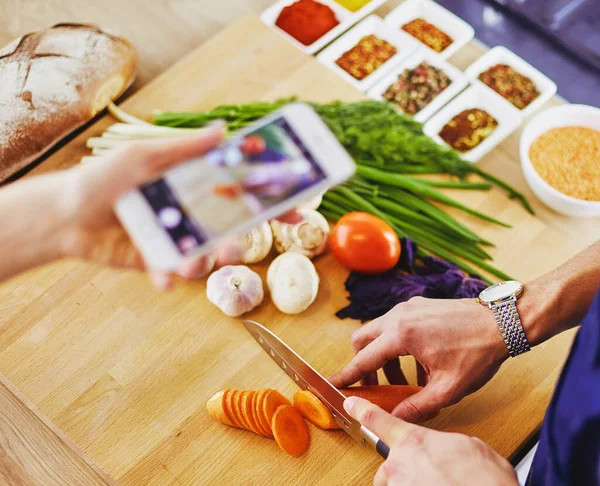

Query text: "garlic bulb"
[206, 265, 264, 317]
[296, 192, 324, 211]
[270, 209, 329, 259]
[238, 222, 273, 264]
[267, 253, 319, 314]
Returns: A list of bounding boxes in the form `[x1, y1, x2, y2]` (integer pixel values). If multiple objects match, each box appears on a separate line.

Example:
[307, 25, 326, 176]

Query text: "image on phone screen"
[138, 117, 328, 256]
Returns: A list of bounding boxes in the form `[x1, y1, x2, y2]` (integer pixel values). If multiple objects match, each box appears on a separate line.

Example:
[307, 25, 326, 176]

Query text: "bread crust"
[0, 23, 138, 182]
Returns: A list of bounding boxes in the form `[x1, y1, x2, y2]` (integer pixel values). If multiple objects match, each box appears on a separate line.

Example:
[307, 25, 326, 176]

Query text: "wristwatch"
[477, 280, 531, 358]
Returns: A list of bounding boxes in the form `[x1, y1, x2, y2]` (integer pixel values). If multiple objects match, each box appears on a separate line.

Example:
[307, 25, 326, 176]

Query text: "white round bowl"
[520, 104, 600, 218]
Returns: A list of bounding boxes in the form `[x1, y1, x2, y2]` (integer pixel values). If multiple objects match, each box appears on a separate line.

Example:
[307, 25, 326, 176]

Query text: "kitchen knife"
[242, 319, 390, 459]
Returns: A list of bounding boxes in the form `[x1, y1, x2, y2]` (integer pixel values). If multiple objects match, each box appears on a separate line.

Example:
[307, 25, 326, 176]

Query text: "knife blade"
[243, 319, 389, 459]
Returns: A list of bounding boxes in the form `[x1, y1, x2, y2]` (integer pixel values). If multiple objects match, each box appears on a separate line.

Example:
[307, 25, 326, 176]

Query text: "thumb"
[392, 378, 450, 423]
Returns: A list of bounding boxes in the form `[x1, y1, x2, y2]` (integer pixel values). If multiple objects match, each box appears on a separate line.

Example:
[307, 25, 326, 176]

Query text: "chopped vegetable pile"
[382, 61, 451, 115]
[336, 238, 489, 322]
[478, 64, 540, 110]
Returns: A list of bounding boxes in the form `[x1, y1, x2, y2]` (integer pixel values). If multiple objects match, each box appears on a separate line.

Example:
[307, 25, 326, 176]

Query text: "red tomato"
[330, 212, 401, 274]
[240, 135, 266, 155]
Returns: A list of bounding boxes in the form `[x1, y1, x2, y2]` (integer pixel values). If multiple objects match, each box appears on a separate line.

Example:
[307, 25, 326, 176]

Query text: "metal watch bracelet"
[489, 296, 531, 357]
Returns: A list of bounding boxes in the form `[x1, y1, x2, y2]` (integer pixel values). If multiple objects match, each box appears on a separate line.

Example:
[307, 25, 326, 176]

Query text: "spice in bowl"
[439, 109, 498, 153]
[334, 0, 371, 12]
[335, 34, 397, 81]
[529, 126, 600, 201]
[382, 61, 452, 115]
[275, 0, 340, 46]
[478, 64, 539, 110]
[401, 18, 453, 53]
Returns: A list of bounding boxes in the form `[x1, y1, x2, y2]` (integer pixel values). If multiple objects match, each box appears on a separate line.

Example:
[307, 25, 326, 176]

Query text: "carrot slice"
[239, 391, 254, 432]
[293, 390, 340, 430]
[339, 385, 423, 415]
[206, 390, 235, 427]
[272, 405, 310, 457]
[246, 391, 264, 436]
[232, 390, 248, 430]
[262, 389, 291, 430]
[224, 389, 241, 429]
[254, 389, 273, 437]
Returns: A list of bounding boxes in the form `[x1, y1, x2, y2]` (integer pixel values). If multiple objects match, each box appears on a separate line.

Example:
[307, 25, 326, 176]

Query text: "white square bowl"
[261, 0, 352, 55]
[260, 0, 389, 55]
[465, 46, 558, 118]
[367, 49, 469, 122]
[423, 85, 522, 163]
[316, 14, 421, 91]
[384, 0, 474, 60]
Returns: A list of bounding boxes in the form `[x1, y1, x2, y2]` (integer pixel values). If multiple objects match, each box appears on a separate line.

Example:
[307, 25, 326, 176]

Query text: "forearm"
[521, 241, 600, 346]
[0, 172, 71, 282]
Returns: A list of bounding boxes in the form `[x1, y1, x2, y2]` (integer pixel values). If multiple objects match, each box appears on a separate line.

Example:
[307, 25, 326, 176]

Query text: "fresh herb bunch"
[154, 99, 530, 280]
[155, 99, 532, 214]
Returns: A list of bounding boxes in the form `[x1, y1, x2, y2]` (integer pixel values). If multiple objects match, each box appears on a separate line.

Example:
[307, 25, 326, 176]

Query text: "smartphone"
[115, 103, 356, 270]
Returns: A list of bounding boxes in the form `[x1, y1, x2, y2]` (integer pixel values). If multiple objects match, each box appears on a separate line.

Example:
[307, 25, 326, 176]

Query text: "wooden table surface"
[1, 2, 599, 485]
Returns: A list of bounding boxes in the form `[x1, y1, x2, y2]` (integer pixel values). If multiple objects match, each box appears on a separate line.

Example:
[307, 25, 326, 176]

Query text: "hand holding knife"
[243, 319, 390, 459]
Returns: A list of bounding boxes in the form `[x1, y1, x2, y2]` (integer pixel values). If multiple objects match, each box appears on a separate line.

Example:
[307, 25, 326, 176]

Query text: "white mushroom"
[206, 265, 264, 317]
[237, 221, 273, 264]
[267, 253, 319, 314]
[270, 209, 329, 259]
[296, 191, 324, 211]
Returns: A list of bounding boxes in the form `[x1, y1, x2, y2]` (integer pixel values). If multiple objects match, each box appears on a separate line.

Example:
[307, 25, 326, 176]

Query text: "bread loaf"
[0, 23, 137, 182]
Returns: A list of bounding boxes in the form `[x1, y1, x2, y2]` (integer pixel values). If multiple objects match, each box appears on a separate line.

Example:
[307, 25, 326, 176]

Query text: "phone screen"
[138, 117, 328, 255]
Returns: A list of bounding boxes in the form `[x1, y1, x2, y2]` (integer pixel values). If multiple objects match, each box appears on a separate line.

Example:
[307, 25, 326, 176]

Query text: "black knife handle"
[376, 439, 390, 459]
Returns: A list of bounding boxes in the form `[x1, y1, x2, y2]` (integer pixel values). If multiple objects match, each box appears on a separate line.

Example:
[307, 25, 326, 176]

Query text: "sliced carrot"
[272, 405, 310, 457]
[246, 391, 264, 436]
[262, 389, 291, 431]
[254, 389, 273, 437]
[293, 390, 340, 430]
[223, 389, 241, 429]
[239, 391, 255, 432]
[231, 390, 248, 430]
[339, 385, 424, 415]
[206, 390, 235, 427]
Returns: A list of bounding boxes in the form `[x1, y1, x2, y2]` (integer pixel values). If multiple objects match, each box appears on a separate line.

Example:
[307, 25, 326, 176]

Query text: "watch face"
[479, 281, 523, 303]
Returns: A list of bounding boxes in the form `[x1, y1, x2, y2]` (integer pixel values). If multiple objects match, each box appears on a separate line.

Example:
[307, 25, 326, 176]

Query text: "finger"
[178, 253, 217, 280]
[344, 396, 418, 445]
[391, 378, 449, 423]
[373, 463, 388, 486]
[384, 359, 408, 385]
[274, 210, 302, 224]
[331, 335, 399, 388]
[416, 361, 429, 387]
[362, 372, 379, 386]
[97, 122, 226, 196]
[150, 271, 174, 292]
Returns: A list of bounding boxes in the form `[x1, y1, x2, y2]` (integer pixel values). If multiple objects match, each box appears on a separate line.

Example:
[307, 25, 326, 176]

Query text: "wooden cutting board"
[1, 15, 599, 486]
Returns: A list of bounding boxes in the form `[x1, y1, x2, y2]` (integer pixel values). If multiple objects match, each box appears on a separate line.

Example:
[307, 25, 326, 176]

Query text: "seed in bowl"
[275, 0, 340, 46]
[335, 34, 397, 81]
[439, 108, 498, 153]
[478, 64, 540, 110]
[401, 18, 453, 53]
[334, 0, 371, 12]
[529, 126, 600, 201]
[382, 61, 452, 115]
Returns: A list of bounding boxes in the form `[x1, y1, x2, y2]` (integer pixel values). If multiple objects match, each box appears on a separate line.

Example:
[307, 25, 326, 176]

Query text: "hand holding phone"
[115, 103, 356, 271]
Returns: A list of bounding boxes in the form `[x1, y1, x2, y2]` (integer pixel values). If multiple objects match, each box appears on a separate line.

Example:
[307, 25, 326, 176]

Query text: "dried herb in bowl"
[478, 64, 539, 110]
[336, 239, 488, 322]
[335, 34, 397, 81]
[401, 18, 453, 53]
[382, 61, 451, 115]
